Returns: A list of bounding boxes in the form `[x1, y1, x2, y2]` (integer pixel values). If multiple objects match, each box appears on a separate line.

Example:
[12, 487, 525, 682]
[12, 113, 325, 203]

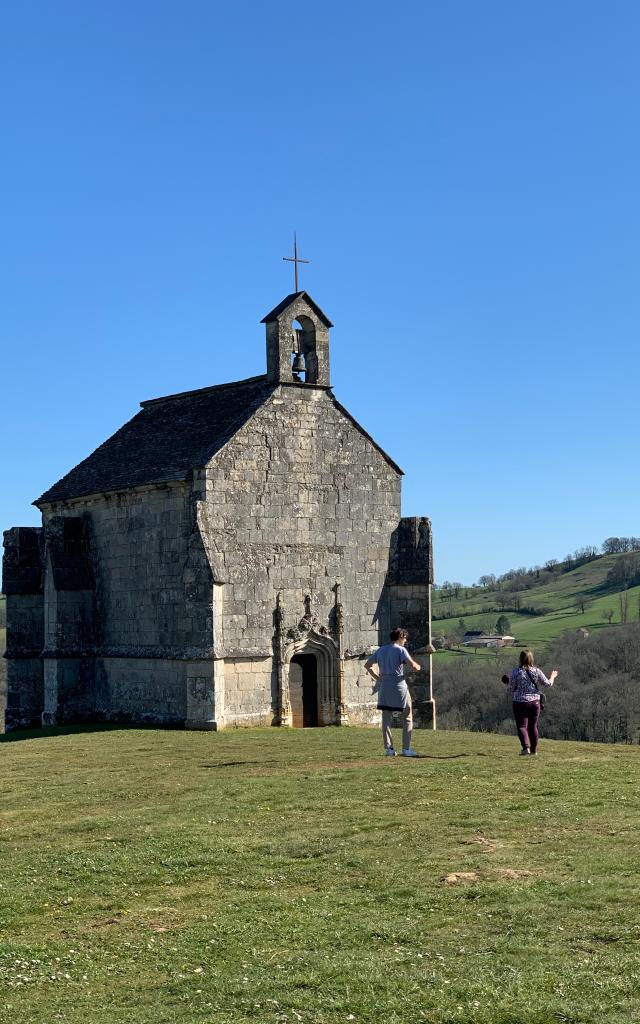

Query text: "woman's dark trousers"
[512, 700, 541, 753]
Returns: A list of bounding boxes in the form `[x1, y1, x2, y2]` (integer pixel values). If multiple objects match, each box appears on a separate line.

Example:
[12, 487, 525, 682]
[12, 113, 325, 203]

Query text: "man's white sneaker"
[385, 747, 397, 757]
[401, 748, 419, 757]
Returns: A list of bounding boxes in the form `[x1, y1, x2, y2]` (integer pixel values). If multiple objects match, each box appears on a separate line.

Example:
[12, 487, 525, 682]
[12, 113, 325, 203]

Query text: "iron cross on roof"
[282, 232, 310, 292]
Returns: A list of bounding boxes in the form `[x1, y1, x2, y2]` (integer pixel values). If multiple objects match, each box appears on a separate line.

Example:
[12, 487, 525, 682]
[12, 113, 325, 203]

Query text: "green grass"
[1, 726, 639, 1023]
[432, 556, 640, 654]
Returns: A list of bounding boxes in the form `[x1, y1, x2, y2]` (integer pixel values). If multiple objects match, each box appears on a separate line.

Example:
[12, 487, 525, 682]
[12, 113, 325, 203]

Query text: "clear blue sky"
[2, 1, 639, 584]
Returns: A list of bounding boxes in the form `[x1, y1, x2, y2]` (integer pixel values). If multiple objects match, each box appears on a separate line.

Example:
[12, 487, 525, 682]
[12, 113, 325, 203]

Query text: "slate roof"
[36, 376, 275, 505]
[36, 368, 402, 506]
[261, 291, 333, 327]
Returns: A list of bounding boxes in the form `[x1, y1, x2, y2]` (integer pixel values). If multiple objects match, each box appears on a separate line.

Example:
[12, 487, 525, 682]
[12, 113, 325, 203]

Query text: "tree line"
[436, 536, 640, 595]
[433, 624, 640, 744]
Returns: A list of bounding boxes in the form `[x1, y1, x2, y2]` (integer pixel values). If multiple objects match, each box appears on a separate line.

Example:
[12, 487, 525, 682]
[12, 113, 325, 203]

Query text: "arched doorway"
[283, 631, 339, 727]
[289, 653, 319, 727]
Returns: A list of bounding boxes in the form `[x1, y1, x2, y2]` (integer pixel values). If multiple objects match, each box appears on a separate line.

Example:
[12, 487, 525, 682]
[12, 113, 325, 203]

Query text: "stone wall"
[223, 656, 274, 726]
[342, 656, 382, 725]
[203, 384, 401, 650]
[37, 483, 217, 727]
[2, 528, 45, 730]
[201, 383, 403, 724]
[94, 656, 187, 724]
[41, 485, 196, 653]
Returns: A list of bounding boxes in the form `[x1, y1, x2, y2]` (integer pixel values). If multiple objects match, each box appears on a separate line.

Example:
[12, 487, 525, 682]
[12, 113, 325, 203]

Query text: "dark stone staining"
[2, 528, 45, 729]
[388, 517, 433, 586]
[47, 516, 95, 591]
[2, 527, 43, 597]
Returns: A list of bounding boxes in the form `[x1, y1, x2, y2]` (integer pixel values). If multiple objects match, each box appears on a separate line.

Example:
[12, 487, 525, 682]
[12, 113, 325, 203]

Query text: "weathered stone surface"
[2, 529, 45, 729]
[2, 292, 434, 731]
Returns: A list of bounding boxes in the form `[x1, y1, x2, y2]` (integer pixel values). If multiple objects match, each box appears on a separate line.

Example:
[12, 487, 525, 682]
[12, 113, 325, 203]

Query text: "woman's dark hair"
[519, 649, 535, 668]
[390, 627, 408, 643]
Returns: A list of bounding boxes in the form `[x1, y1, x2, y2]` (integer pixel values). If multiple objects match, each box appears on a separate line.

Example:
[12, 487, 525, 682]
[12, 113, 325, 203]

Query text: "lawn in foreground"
[1, 726, 639, 1024]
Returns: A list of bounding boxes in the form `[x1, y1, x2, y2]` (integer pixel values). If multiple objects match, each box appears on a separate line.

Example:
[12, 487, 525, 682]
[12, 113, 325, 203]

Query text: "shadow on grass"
[0, 722, 161, 744]
[401, 753, 471, 760]
[199, 760, 280, 769]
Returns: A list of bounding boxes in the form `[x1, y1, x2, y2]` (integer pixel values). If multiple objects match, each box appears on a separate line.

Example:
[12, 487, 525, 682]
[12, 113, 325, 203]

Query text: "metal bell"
[291, 352, 306, 374]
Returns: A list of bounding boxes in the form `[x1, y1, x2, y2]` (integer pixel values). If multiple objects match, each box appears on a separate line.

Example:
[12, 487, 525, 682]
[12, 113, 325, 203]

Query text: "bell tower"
[261, 292, 333, 386]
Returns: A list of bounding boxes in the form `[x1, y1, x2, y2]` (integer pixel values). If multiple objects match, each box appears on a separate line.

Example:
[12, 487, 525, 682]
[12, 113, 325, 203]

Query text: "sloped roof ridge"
[261, 291, 333, 327]
[141, 374, 269, 408]
[35, 375, 275, 505]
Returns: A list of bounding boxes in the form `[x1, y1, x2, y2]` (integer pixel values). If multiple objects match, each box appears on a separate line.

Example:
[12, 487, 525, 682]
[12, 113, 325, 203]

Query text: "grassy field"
[432, 555, 640, 655]
[1, 726, 639, 1024]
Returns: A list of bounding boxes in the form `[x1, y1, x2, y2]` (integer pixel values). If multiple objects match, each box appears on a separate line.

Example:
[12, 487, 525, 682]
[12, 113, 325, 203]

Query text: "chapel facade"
[2, 292, 434, 731]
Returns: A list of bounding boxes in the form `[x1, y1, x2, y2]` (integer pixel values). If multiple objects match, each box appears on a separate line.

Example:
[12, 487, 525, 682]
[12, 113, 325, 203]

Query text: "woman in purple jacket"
[505, 649, 558, 755]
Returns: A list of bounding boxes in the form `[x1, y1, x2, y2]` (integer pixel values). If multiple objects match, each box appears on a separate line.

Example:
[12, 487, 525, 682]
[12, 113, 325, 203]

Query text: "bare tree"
[478, 574, 496, 589]
[607, 554, 640, 586]
[603, 608, 614, 625]
[603, 537, 623, 554]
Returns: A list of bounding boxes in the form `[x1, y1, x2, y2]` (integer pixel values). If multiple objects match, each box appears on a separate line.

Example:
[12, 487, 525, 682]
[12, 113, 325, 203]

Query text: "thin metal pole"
[293, 233, 298, 291]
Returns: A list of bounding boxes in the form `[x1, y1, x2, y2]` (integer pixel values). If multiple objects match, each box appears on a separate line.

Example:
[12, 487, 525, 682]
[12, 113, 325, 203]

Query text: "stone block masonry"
[2, 528, 45, 730]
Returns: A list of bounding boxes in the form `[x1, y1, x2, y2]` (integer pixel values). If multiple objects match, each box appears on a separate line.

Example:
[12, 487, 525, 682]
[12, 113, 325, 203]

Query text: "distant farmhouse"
[3, 290, 435, 732]
[463, 632, 515, 649]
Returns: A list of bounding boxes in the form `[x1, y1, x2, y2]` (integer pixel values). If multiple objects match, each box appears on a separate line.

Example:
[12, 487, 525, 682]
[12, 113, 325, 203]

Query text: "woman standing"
[505, 650, 558, 755]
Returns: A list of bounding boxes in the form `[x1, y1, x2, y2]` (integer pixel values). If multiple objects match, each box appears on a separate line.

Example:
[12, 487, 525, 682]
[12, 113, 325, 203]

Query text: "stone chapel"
[2, 291, 434, 732]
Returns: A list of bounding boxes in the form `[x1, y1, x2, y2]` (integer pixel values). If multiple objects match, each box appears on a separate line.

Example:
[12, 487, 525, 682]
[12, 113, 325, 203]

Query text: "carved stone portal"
[274, 593, 341, 727]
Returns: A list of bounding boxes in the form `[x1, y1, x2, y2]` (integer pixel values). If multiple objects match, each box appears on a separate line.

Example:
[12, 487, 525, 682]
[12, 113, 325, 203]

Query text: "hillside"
[1, 726, 639, 1024]
[434, 623, 640, 743]
[432, 552, 640, 656]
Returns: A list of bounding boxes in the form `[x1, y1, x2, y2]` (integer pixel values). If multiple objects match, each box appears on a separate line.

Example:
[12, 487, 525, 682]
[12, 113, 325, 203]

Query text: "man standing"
[365, 628, 421, 757]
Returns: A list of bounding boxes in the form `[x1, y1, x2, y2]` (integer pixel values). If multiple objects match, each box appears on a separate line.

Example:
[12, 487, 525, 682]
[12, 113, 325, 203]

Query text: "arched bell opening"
[291, 315, 318, 384]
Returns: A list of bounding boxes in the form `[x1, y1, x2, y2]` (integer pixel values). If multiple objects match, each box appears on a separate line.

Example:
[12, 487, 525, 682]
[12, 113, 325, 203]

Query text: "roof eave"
[260, 291, 333, 327]
[33, 473, 190, 509]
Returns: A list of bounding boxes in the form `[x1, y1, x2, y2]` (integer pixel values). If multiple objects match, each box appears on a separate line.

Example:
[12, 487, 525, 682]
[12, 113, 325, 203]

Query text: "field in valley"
[432, 554, 640, 660]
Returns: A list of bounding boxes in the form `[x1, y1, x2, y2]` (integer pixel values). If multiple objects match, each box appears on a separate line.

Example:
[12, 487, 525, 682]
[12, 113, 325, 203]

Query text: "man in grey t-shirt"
[365, 627, 421, 757]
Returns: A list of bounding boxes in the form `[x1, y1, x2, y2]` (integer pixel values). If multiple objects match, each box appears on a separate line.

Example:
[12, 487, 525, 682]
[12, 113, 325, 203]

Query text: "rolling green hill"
[432, 553, 640, 659]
